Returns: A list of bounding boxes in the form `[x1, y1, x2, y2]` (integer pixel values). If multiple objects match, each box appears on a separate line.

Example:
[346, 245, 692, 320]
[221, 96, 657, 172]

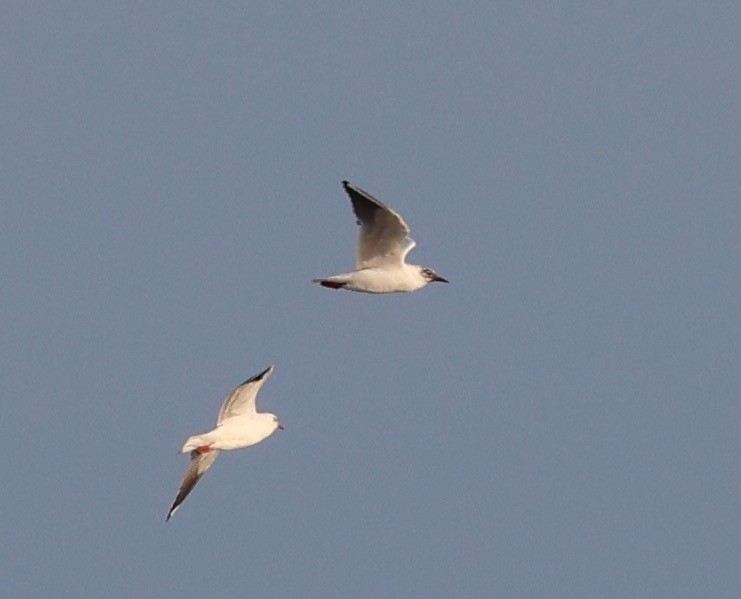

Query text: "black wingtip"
[166, 496, 184, 522]
[256, 365, 273, 380]
[239, 365, 274, 387]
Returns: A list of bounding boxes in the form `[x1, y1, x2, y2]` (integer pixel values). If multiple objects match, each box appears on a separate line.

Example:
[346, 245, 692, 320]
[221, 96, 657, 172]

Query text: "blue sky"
[2, 3, 739, 598]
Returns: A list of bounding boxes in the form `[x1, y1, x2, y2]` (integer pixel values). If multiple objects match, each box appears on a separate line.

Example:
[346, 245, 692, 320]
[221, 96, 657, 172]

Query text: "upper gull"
[312, 180, 448, 293]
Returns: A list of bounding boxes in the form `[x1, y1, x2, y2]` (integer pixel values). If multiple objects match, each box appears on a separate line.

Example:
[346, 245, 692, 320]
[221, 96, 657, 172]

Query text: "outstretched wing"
[166, 449, 220, 521]
[216, 366, 274, 425]
[342, 181, 413, 269]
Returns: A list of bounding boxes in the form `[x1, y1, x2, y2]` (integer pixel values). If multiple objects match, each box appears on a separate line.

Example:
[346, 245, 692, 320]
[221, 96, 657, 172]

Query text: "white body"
[181, 412, 279, 452]
[319, 264, 434, 294]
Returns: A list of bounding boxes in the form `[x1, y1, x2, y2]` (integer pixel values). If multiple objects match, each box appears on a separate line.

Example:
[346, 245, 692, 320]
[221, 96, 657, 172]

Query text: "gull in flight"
[166, 366, 283, 521]
[313, 180, 448, 293]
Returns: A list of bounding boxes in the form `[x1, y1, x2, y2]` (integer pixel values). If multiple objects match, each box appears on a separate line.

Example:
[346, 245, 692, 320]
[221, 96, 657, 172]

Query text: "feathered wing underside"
[341, 181, 412, 269]
[166, 449, 220, 521]
[216, 365, 274, 425]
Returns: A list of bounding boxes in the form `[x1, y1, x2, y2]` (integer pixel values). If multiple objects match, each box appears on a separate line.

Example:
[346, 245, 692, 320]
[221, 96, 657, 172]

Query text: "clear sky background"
[2, 3, 738, 598]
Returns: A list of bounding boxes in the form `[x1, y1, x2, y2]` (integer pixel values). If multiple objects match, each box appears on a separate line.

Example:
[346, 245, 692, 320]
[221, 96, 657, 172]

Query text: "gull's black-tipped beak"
[433, 274, 449, 283]
[278, 423, 284, 430]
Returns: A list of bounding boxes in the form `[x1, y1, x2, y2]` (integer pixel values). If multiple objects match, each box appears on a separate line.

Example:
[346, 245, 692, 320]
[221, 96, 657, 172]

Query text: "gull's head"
[421, 267, 449, 285]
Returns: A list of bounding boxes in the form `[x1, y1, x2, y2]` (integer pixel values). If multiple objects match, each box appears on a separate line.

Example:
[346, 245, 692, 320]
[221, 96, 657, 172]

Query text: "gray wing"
[342, 181, 412, 269]
[216, 366, 274, 425]
[165, 449, 220, 521]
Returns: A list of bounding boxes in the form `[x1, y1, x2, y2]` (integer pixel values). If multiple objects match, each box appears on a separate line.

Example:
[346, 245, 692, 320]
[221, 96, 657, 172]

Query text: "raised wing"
[166, 449, 220, 521]
[342, 181, 412, 269]
[216, 366, 274, 425]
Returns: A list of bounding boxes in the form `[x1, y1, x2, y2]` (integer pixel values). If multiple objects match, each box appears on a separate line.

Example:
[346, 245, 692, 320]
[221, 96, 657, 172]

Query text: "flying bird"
[313, 180, 448, 293]
[166, 366, 283, 521]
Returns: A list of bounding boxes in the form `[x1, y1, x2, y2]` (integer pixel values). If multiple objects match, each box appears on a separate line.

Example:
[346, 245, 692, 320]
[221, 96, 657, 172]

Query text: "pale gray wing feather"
[166, 449, 220, 521]
[342, 181, 412, 269]
[216, 366, 274, 425]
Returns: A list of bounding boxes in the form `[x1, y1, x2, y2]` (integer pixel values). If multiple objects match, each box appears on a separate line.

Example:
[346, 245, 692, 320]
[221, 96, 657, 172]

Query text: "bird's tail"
[180, 434, 208, 453]
[312, 277, 348, 290]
